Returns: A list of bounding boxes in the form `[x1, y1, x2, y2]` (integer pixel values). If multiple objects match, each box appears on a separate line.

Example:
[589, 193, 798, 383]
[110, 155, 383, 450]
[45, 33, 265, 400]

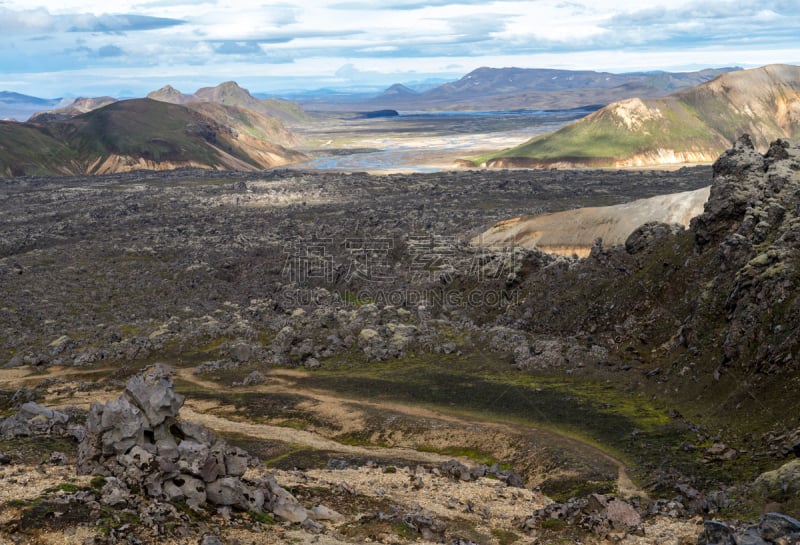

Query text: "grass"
[491, 528, 521, 545]
[306, 351, 686, 462]
[471, 95, 729, 166]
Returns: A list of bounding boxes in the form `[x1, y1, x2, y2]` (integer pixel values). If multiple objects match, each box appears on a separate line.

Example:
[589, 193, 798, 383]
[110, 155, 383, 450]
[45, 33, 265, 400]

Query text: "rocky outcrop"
[0, 401, 71, 439]
[522, 493, 643, 538]
[697, 513, 800, 545]
[686, 135, 800, 372]
[77, 365, 337, 523]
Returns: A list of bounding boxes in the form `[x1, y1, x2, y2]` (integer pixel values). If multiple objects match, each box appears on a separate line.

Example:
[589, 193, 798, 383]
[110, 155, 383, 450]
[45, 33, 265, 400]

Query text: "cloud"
[330, 0, 498, 9]
[262, 3, 300, 26]
[213, 41, 263, 55]
[447, 15, 510, 42]
[602, 1, 800, 49]
[97, 44, 125, 57]
[0, 7, 184, 34]
[133, 0, 217, 7]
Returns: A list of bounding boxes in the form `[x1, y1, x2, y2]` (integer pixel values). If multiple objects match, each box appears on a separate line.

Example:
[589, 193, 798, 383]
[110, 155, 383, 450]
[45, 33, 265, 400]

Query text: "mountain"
[147, 84, 194, 104]
[0, 98, 306, 177]
[474, 187, 710, 257]
[28, 96, 118, 123]
[475, 64, 800, 168]
[377, 83, 419, 99]
[0, 91, 65, 121]
[349, 66, 738, 112]
[151, 81, 311, 124]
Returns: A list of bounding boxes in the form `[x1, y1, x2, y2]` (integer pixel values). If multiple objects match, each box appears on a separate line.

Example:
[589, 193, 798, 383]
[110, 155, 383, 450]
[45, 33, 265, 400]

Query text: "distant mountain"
[0, 91, 55, 105]
[377, 84, 418, 99]
[356, 66, 739, 111]
[150, 81, 311, 124]
[0, 91, 65, 121]
[474, 64, 800, 168]
[29, 96, 118, 123]
[0, 98, 306, 177]
[147, 84, 194, 104]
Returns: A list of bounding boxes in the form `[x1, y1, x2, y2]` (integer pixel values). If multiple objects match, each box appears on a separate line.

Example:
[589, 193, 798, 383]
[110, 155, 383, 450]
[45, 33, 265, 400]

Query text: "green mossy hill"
[0, 98, 306, 177]
[475, 64, 800, 167]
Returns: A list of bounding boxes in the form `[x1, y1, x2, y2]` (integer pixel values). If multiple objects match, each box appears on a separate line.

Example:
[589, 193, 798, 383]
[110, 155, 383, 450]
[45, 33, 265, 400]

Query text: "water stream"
[298, 107, 599, 172]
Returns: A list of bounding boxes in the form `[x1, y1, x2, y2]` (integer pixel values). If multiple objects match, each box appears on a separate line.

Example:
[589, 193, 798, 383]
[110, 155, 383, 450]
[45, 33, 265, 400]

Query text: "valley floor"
[1, 163, 798, 543]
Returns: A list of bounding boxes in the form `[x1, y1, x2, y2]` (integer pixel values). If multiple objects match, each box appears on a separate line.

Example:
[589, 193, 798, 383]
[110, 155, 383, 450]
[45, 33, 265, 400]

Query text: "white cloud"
[0, 0, 798, 97]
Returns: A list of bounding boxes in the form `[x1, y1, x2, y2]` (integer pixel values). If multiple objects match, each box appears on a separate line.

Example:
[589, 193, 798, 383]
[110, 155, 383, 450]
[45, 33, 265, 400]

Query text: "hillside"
[474, 186, 710, 257]
[0, 98, 306, 176]
[150, 81, 311, 124]
[475, 64, 800, 168]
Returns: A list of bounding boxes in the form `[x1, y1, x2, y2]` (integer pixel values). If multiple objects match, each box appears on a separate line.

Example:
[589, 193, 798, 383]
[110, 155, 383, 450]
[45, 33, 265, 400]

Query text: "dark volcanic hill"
[0, 98, 306, 176]
[478, 64, 800, 168]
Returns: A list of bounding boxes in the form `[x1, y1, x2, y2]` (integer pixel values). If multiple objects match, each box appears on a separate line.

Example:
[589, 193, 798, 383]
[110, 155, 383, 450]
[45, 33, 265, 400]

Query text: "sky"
[1, 0, 799, 98]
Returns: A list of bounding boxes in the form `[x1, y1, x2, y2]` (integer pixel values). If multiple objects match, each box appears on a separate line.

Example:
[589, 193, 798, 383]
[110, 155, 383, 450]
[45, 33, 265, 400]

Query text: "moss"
[248, 510, 277, 524]
[492, 528, 522, 545]
[54, 483, 83, 494]
[541, 475, 617, 502]
[540, 518, 568, 530]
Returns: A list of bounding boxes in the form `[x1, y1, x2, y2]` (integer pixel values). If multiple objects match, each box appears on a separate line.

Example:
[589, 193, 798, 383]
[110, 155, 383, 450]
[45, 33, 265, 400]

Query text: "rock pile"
[76, 365, 338, 526]
[697, 512, 800, 545]
[0, 401, 74, 439]
[439, 459, 525, 487]
[522, 493, 643, 538]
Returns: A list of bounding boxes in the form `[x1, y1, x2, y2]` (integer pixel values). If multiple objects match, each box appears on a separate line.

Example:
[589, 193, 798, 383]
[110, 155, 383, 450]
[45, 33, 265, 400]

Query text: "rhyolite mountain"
[476, 64, 800, 168]
[0, 98, 306, 177]
[354, 66, 738, 111]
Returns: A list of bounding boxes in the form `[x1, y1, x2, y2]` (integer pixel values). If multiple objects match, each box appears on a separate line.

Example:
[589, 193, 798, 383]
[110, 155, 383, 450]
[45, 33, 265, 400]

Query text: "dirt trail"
[176, 368, 645, 499]
[0, 365, 643, 498]
[179, 406, 459, 465]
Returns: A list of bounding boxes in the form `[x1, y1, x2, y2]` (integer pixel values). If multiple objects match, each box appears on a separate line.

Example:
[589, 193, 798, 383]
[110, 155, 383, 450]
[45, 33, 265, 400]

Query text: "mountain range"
[475, 64, 800, 168]
[2, 64, 799, 175]
[0, 94, 306, 177]
[326, 66, 740, 112]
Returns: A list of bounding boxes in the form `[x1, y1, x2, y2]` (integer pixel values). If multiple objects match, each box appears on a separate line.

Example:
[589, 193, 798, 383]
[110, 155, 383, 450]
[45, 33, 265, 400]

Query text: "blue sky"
[1, 0, 799, 98]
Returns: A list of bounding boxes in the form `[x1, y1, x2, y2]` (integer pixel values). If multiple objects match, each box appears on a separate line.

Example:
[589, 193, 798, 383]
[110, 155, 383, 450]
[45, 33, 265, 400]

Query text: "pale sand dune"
[473, 186, 710, 257]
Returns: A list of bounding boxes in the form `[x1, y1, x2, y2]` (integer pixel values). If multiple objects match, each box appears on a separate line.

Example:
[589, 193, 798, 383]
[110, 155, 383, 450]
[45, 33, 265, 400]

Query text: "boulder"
[124, 370, 184, 427]
[753, 459, 800, 499]
[0, 402, 70, 438]
[100, 477, 131, 507]
[206, 477, 244, 506]
[605, 499, 641, 530]
[758, 513, 800, 542]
